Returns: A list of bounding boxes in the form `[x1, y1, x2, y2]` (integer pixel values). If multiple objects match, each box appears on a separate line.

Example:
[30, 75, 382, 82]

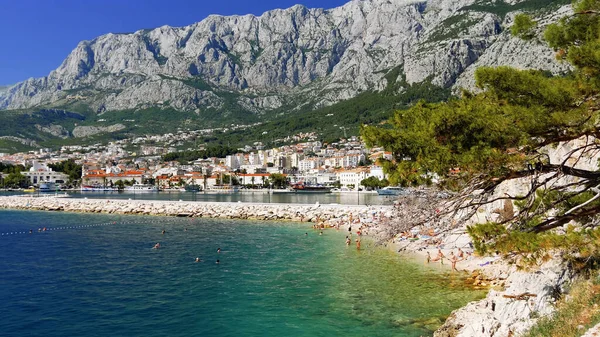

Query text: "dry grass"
[522, 274, 600, 337]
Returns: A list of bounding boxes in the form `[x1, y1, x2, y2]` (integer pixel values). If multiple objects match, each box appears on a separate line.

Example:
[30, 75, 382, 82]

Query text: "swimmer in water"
[217, 248, 221, 253]
[153, 243, 161, 249]
[195, 257, 201, 262]
[162, 230, 166, 235]
[216, 259, 220, 264]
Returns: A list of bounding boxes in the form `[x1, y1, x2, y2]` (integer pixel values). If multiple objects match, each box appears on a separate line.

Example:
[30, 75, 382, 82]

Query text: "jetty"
[0, 196, 394, 222]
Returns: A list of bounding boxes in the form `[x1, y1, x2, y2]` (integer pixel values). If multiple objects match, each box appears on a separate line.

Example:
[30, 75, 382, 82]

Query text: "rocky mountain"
[0, 0, 573, 143]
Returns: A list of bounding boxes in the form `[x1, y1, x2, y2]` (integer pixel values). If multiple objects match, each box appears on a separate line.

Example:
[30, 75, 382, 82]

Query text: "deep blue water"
[0, 210, 482, 337]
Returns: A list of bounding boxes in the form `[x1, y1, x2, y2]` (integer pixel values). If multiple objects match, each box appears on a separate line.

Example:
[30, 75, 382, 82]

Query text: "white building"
[240, 164, 266, 174]
[24, 161, 69, 185]
[248, 152, 262, 165]
[298, 158, 322, 172]
[337, 168, 370, 190]
[369, 165, 386, 180]
[289, 153, 304, 169]
[238, 173, 272, 186]
[225, 155, 240, 170]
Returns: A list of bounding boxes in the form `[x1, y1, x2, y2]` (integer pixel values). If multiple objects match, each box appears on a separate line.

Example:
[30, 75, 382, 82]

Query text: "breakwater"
[0, 196, 393, 222]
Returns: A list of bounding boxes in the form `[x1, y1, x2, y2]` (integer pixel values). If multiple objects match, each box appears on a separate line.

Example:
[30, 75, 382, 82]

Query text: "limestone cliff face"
[0, 0, 572, 115]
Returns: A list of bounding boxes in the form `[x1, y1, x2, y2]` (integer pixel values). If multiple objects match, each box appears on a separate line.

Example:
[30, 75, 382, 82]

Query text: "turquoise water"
[0, 210, 483, 337]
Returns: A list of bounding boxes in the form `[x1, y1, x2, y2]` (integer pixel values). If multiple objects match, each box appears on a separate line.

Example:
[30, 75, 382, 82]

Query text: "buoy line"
[0, 218, 187, 237]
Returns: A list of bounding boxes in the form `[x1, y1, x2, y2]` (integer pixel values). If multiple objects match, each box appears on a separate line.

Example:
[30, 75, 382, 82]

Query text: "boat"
[207, 185, 239, 193]
[39, 182, 56, 192]
[81, 184, 116, 191]
[23, 186, 36, 193]
[377, 186, 404, 196]
[291, 183, 332, 193]
[184, 184, 202, 192]
[126, 184, 158, 192]
[330, 187, 354, 193]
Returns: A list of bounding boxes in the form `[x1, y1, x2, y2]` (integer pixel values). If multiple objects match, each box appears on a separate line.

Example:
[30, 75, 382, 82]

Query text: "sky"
[0, 0, 349, 85]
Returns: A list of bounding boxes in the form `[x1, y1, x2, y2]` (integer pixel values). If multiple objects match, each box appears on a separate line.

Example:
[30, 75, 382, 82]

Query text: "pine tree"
[362, 0, 600, 263]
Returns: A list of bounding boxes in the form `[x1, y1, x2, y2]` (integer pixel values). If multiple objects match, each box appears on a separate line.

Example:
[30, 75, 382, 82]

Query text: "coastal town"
[3, 0, 600, 336]
[0, 128, 393, 192]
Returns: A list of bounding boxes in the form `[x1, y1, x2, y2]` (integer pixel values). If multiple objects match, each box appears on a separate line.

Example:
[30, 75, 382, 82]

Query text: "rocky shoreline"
[392, 221, 577, 337]
[0, 195, 394, 223]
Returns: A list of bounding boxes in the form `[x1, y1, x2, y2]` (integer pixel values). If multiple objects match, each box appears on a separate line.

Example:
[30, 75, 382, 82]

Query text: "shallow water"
[0, 210, 483, 337]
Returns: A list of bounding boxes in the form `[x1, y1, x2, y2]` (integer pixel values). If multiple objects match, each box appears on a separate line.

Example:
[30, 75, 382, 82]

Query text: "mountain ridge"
[0, 0, 573, 148]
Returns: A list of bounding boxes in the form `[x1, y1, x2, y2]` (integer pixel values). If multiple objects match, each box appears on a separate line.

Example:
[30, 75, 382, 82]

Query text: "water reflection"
[1, 190, 396, 205]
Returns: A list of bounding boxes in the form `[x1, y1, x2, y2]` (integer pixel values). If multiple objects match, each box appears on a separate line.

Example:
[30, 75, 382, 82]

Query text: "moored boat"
[376, 186, 404, 196]
[184, 184, 202, 192]
[81, 184, 116, 191]
[39, 182, 56, 192]
[291, 183, 332, 193]
[207, 185, 239, 193]
[125, 184, 159, 192]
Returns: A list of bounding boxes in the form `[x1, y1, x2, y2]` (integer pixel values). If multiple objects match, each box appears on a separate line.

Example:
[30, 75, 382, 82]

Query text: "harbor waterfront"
[0, 190, 393, 205]
[0, 209, 485, 337]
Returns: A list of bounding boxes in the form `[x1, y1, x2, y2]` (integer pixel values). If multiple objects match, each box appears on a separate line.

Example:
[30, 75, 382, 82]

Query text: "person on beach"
[430, 249, 444, 263]
[426, 251, 431, 264]
[346, 236, 351, 246]
[449, 251, 459, 272]
[457, 248, 465, 261]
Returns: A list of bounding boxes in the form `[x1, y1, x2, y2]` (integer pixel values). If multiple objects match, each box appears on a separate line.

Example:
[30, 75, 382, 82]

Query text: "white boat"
[207, 185, 239, 193]
[81, 184, 116, 191]
[330, 187, 355, 193]
[126, 184, 158, 192]
[377, 186, 404, 196]
[39, 182, 56, 192]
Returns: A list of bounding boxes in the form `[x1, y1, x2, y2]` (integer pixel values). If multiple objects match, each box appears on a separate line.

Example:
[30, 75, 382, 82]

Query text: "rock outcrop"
[71, 124, 126, 138]
[434, 260, 572, 337]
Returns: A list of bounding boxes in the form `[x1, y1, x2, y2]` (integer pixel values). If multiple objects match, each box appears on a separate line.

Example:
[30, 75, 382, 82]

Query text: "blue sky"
[0, 0, 349, 85]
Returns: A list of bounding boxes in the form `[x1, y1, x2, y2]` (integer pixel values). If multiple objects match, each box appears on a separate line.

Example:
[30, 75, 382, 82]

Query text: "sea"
[0, 210, 483, 337]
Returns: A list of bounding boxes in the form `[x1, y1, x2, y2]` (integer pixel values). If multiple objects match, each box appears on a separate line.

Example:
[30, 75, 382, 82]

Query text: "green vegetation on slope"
[48, 159, 82, 184]
[524, 271, 600, 337]
[162, 145, 238, 164]
[362, 0, 600, 268]
[463, 0, 572, 18]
